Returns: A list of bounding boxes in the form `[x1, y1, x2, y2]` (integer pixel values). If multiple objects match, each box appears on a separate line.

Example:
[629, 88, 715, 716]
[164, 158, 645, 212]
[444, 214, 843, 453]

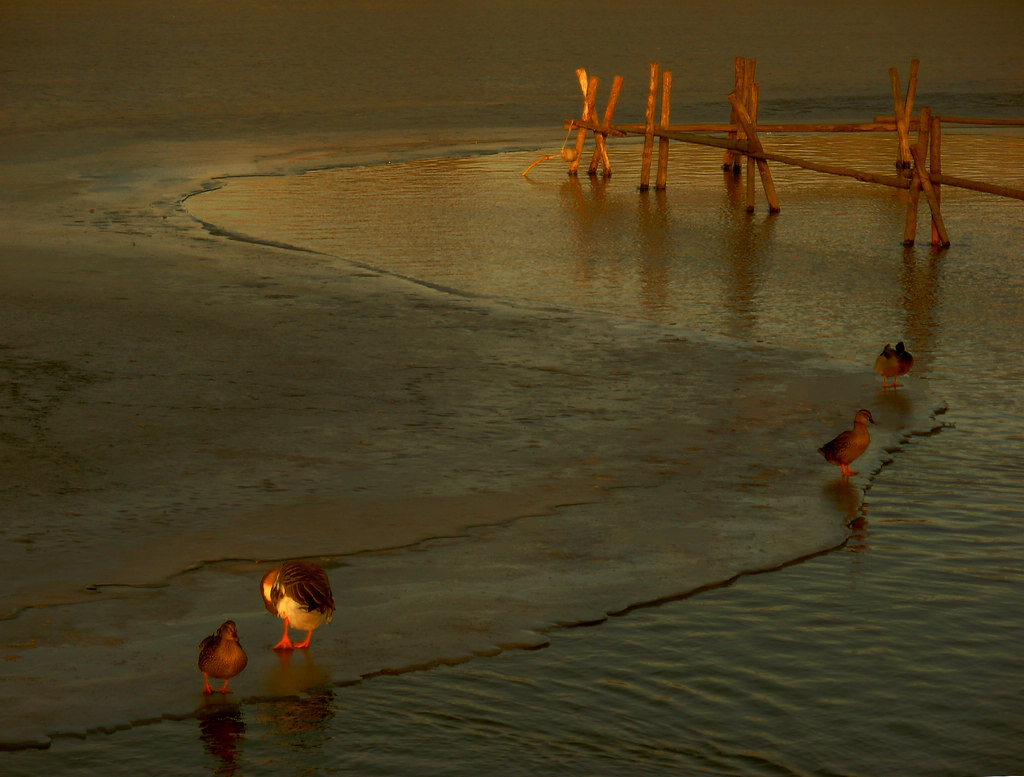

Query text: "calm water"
[184, 136, 1024, 777]
[17, 128, 1024, 777]
[4, 0, 1024, 774]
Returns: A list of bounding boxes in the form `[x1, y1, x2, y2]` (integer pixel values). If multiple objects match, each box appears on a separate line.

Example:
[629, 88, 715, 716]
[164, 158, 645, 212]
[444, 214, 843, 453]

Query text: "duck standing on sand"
[198, 620, 248, 694]
[874, 341, 914, 387]
[260, 560, 335, 650]
[818, 409, 876, 478]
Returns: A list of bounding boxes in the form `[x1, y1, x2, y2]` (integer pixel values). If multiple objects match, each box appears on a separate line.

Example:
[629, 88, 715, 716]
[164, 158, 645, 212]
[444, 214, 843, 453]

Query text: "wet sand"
[0, 129, 943, 748]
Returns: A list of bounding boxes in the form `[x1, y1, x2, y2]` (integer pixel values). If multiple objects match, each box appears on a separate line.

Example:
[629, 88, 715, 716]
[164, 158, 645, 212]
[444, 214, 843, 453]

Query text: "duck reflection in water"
[822, 475, 862, 526]
[198, 708, 246, 777]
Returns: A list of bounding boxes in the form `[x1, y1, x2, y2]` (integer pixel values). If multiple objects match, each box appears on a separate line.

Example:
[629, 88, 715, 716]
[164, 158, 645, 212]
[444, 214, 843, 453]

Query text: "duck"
[198, 620, 248, 694]
[818, 409, 876, 478]
[874, 341, 914, 387]
[260, 560, 335, 650]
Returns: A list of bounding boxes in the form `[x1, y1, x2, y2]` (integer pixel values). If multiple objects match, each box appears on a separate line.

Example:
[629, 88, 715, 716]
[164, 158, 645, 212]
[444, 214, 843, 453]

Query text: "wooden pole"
[739, 58, 755, 182]
[567, 68, 588, 173]
[723, 56, 744, 171]
[889, 65, 914, 173]
[933, 173, 1024, 201]
[728, 93, 780, 212]
[746, 82, 759, 211]
[929, 114, 942, 244]
[656, 70, 672, 189]
[910, 142, 950, 246]
[569, 75, 599, 175]
[592, 121, 910, 134]
[904, 59, 920, 126]
[588, 75, 624, 176]
[930, 115, 1024, 126]
[567, 117, 913, 188]
[640, 62, 660, 190]
[903, 106, 930, 245]
[563, 117, 1024, 201]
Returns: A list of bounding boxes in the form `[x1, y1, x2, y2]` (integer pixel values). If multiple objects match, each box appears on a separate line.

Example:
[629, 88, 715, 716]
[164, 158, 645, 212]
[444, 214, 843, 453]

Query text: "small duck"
[874, 341, 914, 387]
[198, 620, 248, 694]
[818, 409, 876, 478]
[260, 560, 335, 650]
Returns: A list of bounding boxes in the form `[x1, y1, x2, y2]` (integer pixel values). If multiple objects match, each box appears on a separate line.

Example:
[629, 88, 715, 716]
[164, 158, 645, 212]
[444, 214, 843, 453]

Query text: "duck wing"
[278, 561, 335, 614]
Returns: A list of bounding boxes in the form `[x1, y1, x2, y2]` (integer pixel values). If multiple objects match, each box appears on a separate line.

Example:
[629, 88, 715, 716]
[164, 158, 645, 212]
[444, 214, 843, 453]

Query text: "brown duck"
[198, 620, 248, 694]
[818, 409, 876, 477]
[874, 341, 913, 387]
[261, 560, 335, 650]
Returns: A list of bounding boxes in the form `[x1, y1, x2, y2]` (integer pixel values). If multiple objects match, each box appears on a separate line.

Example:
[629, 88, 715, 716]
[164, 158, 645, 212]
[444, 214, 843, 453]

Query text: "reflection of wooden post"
[639, 62, 660, 190]
[929, 114, 942, 245]
[723, 56, 744, 171]
[588, 75, 624, 176]
[656, 70, 672, 189]
[570, 74, 599, 176]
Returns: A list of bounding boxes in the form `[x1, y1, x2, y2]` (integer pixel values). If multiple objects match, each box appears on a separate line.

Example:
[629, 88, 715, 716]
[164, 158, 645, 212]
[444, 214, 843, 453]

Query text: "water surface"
[2, 0, 1023, 774]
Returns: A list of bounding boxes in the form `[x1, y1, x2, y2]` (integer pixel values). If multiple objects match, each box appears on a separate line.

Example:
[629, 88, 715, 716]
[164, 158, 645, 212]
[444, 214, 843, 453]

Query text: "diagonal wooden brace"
[728, 93, 780, 212]
[588, 75, 624, 176]
[910, 145, 950, 246]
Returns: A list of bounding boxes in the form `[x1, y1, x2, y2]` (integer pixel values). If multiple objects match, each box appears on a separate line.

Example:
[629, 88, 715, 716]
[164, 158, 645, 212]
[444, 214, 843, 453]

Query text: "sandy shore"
[0, 132, 939, 748]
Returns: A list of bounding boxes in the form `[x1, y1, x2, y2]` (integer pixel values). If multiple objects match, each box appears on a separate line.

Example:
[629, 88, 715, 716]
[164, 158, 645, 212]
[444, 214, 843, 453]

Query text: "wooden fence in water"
[545, 57, 1024, 247]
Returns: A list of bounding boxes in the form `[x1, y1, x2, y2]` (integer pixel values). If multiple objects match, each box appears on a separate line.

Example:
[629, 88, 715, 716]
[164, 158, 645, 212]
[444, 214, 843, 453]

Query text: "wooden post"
[909, 135, 950, 247]
[728, 92, 780, 213]
[739, 59, 755, 177]
[929, 114, 942, 245]
[903, 106, 930, 245]
[639, 62, 660, 190]
[588, 75, 624, 176]
[656, 70, 672, 189]
[905, 59, 920, 123]
[569, 74, 599, 176]
[723, 56, 745, 172]
[890, 62, 918, 173]
[746, 82, 759, 211]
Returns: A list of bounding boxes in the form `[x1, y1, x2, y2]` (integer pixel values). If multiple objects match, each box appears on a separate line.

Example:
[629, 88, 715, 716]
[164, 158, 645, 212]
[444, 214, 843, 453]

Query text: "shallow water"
[3, 0, 1024, 774]
[11, 132, 1019, 775]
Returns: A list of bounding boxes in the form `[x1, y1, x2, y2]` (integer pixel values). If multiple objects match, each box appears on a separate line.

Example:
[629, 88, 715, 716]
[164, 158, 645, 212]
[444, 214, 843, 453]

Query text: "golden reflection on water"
[184, 133, 1020, 375]
[263, 647, 332, 697]
[898, 247, 943, 373]
[255, 688, 337, 741]
[196, 660, 338, 774]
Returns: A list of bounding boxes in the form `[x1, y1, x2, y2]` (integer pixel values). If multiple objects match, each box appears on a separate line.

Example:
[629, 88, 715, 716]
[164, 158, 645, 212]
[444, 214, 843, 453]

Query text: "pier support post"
[639, 62, 660, 190]
[728, 92, 780, 213]
[904, 106, 950, 247]
[723, 56, 745, 172]
[890, 59, 919, 174]
[588, 75, 624, 176]
[745, 82, 759, 210]
[903, 106, 929, 244]
[929, 114, 943, 245]
[656, 70, 672, 189]
[569, 72, 599, 176]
